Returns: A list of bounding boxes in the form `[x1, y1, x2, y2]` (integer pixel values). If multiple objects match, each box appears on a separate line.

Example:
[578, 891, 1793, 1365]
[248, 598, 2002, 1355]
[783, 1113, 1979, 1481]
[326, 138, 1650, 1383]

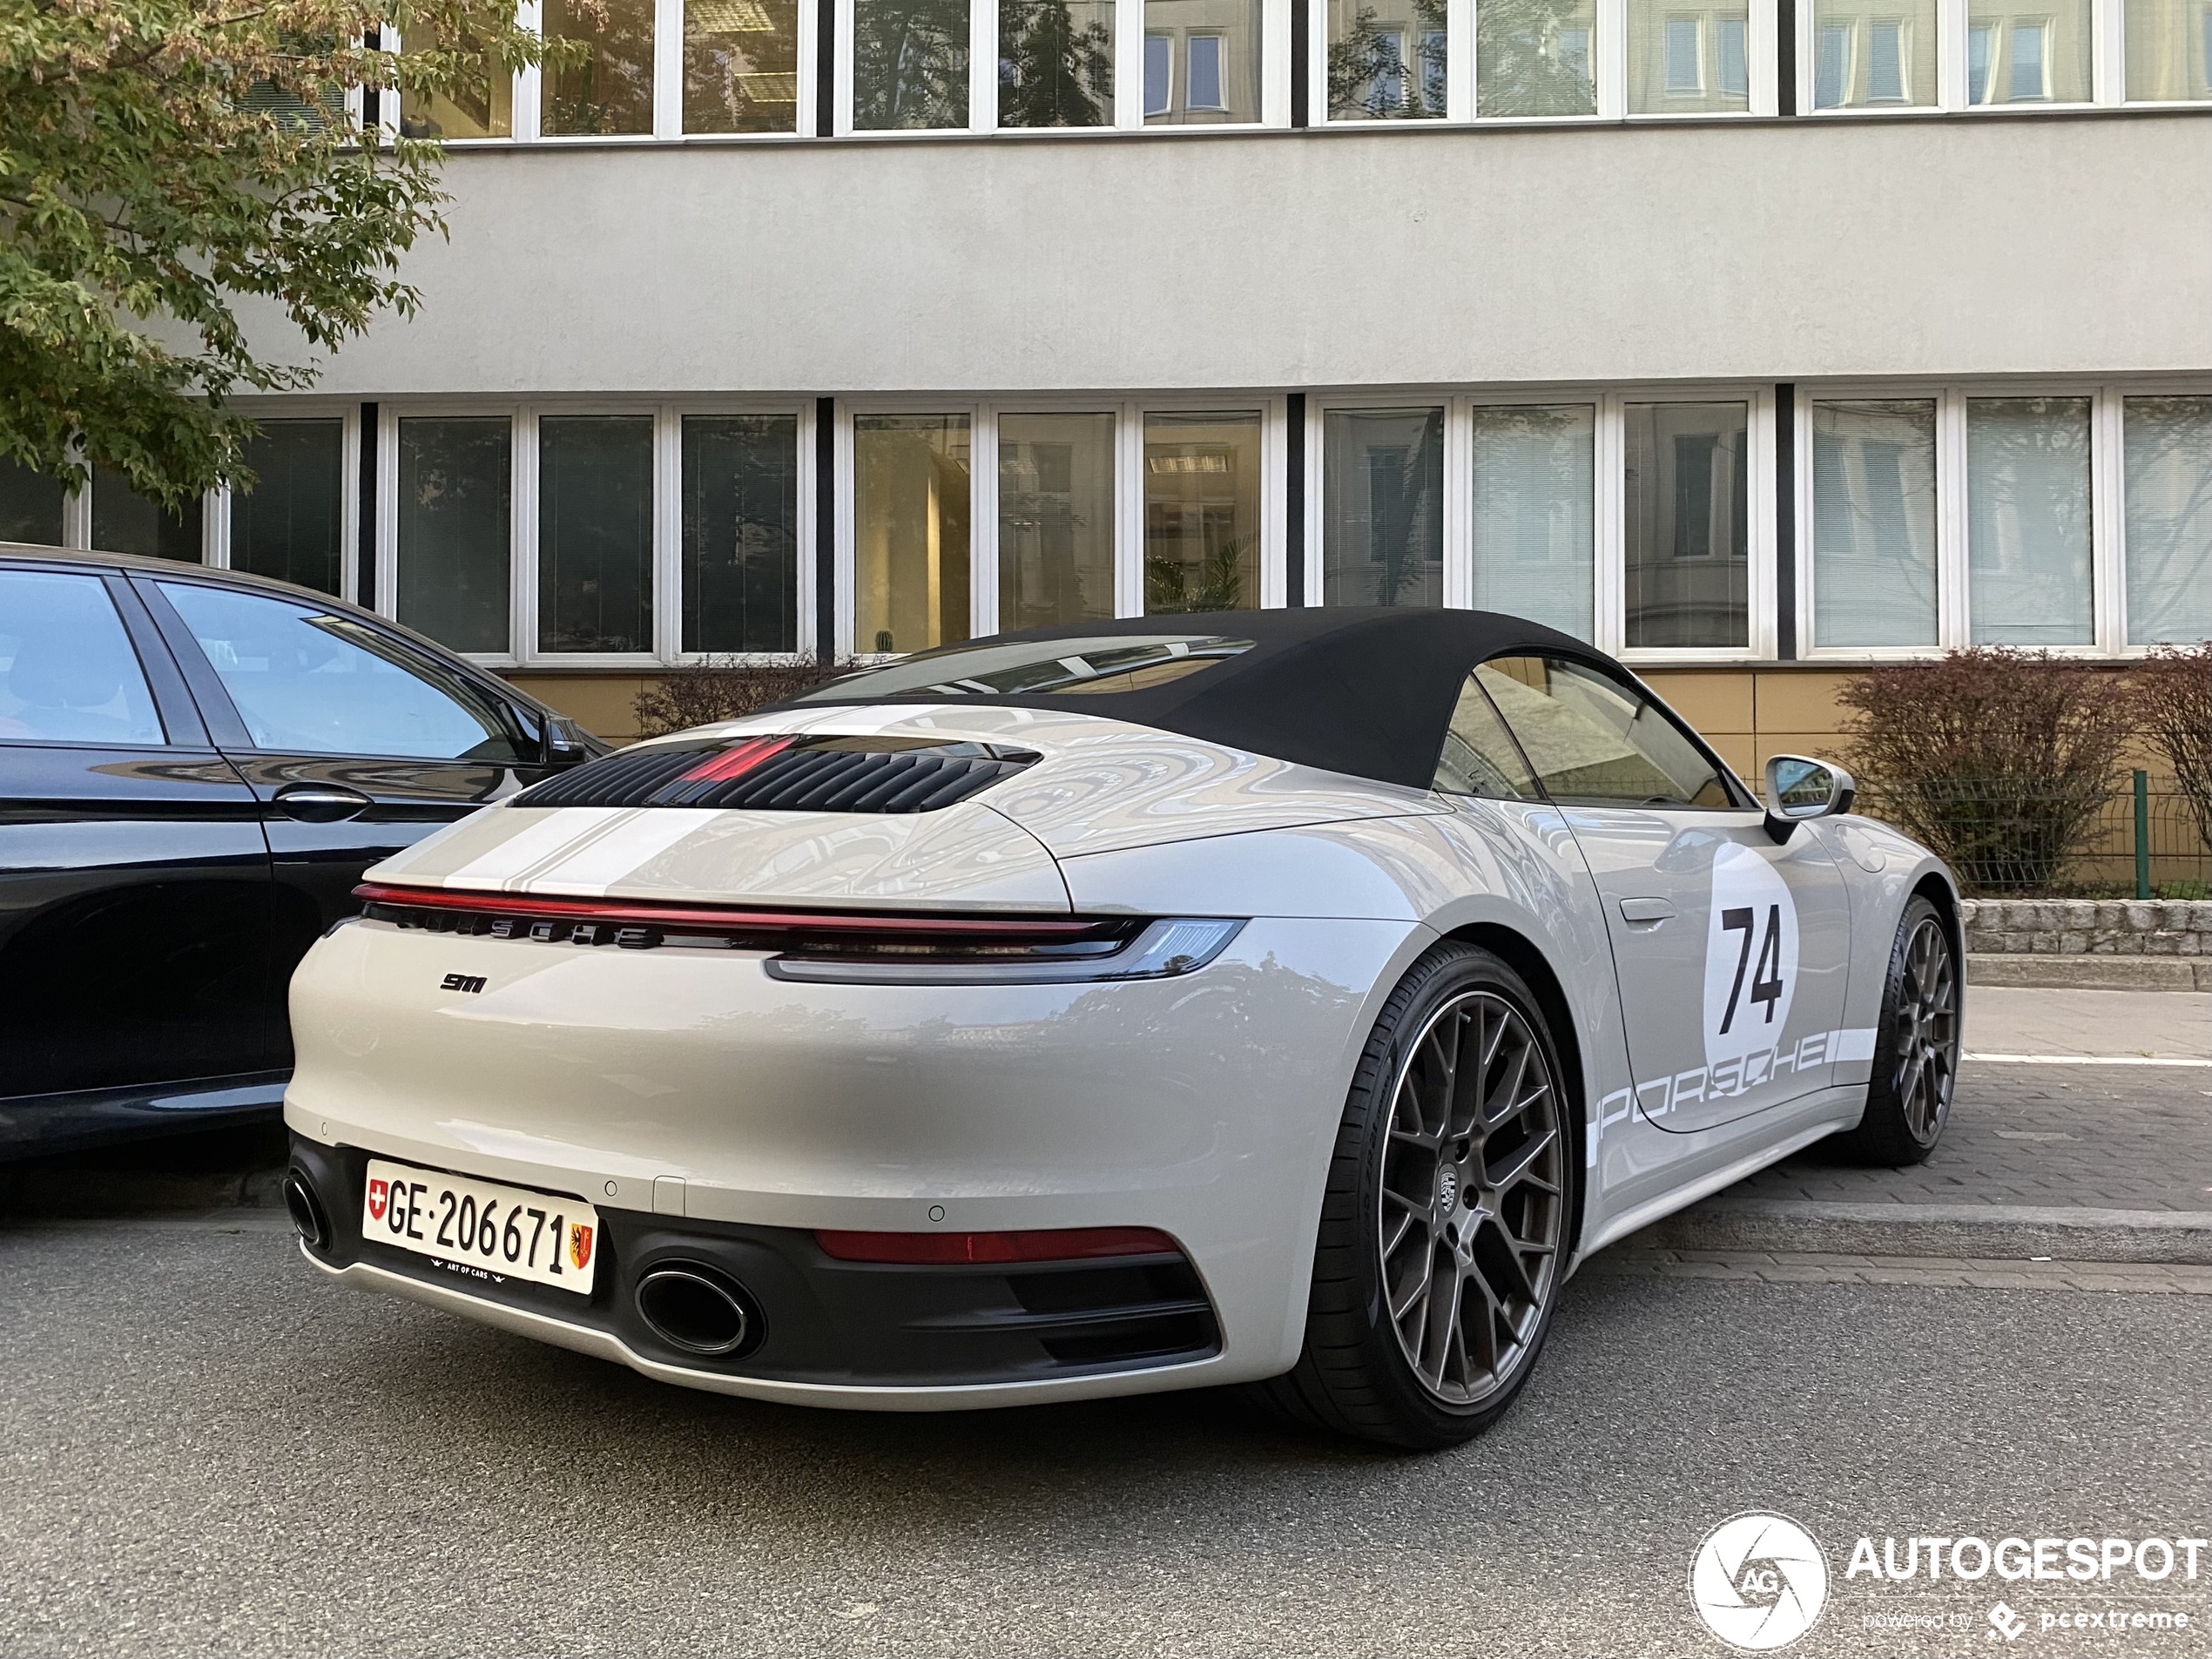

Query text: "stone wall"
[1960, 900, 2212, 991]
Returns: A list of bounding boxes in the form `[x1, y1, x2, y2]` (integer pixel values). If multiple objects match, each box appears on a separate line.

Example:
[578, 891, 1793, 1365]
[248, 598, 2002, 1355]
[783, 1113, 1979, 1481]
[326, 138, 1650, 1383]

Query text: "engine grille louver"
[515, 736, 1040, 813]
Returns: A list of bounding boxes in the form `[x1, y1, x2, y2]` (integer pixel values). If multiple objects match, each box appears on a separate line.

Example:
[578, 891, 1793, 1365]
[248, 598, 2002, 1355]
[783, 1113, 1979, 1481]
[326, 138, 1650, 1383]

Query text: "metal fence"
[1852, 772, 2211, 898]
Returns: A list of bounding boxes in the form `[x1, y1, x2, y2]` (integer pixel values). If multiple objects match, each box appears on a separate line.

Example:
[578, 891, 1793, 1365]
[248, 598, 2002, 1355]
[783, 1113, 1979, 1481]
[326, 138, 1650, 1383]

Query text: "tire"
[1257, 941, 1576, 1450]
[1834, 894, 1960, 1165]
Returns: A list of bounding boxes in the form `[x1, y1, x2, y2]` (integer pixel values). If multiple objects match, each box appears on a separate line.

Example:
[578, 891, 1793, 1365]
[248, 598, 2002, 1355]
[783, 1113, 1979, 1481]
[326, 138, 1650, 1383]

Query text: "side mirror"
[1763, 754, 1856, 844]
[539, 713, 594, 771]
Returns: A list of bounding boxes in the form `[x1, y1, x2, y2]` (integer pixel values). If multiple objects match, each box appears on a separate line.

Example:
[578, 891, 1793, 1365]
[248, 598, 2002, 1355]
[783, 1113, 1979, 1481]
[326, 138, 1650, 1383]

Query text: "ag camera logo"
[1690, 1513, 1831, 1651]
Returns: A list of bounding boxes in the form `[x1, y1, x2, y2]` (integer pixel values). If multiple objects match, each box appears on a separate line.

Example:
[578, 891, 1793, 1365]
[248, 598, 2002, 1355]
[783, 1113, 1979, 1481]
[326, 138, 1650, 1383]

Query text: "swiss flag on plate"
[367, 1178, 388, 1221]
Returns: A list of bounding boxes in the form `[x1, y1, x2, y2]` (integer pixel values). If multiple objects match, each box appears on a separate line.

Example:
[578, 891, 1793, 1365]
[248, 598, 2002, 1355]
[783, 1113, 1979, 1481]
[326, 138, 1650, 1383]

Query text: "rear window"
[794, 635, 1255, 702]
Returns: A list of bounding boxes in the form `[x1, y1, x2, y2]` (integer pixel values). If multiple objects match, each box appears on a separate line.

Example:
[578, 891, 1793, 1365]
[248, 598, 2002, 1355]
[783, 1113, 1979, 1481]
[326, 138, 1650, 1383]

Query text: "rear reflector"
[814, 1226, 1183, 1264]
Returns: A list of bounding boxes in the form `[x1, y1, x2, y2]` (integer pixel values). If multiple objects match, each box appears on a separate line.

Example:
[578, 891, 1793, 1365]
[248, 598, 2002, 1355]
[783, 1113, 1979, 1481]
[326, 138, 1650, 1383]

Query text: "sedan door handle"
[1618, 897, 1676, 925]
[273, 785, 374, 824]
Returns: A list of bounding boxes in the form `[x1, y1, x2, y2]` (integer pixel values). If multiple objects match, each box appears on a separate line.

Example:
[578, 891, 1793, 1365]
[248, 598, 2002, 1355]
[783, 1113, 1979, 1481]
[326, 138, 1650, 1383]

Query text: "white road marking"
[1963, 1052, 2211, 1067]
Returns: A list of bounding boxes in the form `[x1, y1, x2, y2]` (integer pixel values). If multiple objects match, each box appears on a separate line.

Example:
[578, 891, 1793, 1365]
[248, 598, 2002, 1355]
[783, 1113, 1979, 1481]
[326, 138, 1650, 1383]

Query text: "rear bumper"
[284, 913, 1426, 1396]
[289, 1132, 1225, 1399]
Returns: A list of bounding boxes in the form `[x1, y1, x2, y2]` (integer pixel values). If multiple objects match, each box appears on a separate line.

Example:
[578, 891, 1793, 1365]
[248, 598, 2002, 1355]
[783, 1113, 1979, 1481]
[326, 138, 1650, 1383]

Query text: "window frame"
[1791, 379, 2202, 660]
[1310, 0, 1777, 123]
[1797, 0, 2118, 111]
[835, 0, 1286, 135]
[375, 397, 817, 669]
[207, 401, 363, 603]
[832, 393, 1286, 657]
[1305, 386, 1777, 663]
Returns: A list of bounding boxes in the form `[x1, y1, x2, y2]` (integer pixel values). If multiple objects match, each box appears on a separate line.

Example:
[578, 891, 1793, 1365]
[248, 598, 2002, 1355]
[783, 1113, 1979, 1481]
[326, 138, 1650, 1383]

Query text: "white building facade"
[3, 0, 2209, 750]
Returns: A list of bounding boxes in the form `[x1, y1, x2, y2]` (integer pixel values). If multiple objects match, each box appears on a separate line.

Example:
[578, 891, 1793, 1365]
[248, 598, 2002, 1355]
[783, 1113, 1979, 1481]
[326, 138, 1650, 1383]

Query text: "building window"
[1000, 0, 1116, 125]
[1144, 29, 1174, 109]
[2122, 396, 2212, 645]
[1867, 17, 1907, 95]
[853, 0, 974, 127]
[1329, 0, 1447, 117]
[232, 420, 347, 596]
[1718, 15, 1749, 91]
[1809, 399, 1938, 648]
[1479, 0, 1599, 113]
[1468, 404, 1595, 642]
[91, 466, 201, 562]
[1185, 30, 1227, 105]
[1811, 0, 1933, 104]
[682, 415, 800, 652]
[1144, 411, 1261, 613]
[997, 412, 1116, 631]
[685, 0, 803, 132]
[396, 417, 512, 655]
[0, 457, 66, 548]
[1962, 0, 2085, 99]
[1320, 407, 1444, 608]
[854, 414, 971, 652]
[1965, 396, 2094, 647]
[543, 0, 658, 134]
[1623, 402, 1749, 650]
[396, 22, 514, 138]
[1665, 17, 1702, 90]
[1633, 0, 1750, 108]
[2124, 0, 2212, 98]
[537, 416, 654, 653]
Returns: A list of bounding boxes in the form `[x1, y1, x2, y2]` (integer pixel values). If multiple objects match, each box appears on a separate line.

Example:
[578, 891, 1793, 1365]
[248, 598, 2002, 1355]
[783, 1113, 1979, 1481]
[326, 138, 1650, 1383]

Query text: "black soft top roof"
[789, 608, 1602, 790]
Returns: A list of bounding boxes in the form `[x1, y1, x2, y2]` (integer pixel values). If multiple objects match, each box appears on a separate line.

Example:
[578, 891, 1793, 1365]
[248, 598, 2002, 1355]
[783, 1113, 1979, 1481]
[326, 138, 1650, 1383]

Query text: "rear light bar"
[354, 884, 1242, 983]
[814, 1226, 1183, 1264]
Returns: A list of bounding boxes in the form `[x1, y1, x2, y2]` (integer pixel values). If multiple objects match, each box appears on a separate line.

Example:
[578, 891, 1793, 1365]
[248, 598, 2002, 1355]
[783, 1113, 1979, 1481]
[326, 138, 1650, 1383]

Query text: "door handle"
[1618, 897, 1676, 925]
[273, 785, 373, 824]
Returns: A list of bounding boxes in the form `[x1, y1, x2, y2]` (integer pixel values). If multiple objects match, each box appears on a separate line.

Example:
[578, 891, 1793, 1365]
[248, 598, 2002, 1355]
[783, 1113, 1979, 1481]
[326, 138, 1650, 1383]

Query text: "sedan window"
[0, 570, 166, 745]
[158, 582, 526, 762]
[1475, 654, 1737, 809]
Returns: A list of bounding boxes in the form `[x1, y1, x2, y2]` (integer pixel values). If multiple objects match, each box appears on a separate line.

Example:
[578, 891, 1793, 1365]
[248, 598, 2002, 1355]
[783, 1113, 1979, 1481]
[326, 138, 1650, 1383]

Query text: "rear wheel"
[1259, 943, 1575, 1450]
[1836, 895, 1959, 1165]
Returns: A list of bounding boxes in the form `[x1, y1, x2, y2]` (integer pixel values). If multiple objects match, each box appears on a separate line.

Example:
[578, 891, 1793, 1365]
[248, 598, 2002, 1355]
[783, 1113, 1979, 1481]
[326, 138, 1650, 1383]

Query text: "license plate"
[361, 1158, 599, 1296]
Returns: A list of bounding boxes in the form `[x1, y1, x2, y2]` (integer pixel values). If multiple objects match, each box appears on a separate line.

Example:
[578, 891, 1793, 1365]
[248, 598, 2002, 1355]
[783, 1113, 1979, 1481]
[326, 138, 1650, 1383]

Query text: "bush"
[2132, 642, 2212, 858]
[1836, 649, 2134, 894]
[631, 656, 858, 741]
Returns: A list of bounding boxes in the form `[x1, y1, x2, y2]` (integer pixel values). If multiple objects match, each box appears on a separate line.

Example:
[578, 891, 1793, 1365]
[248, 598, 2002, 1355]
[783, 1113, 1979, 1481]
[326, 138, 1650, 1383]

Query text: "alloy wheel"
[1893, 916, 1959, 1142]
[1377, 989, 1566, 1406]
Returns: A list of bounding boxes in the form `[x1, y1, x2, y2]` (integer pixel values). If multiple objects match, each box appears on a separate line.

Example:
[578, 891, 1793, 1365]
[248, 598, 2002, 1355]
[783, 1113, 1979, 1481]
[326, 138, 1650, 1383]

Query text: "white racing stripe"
[440, 807, 631, 891]
[1962, 1052, 2212, 1067]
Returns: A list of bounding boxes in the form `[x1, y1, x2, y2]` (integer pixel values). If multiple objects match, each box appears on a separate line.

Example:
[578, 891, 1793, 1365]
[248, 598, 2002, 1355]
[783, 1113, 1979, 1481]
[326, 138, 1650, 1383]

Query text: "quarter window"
[1433, 675, 1542, 799]
[0, 570, 165, 745]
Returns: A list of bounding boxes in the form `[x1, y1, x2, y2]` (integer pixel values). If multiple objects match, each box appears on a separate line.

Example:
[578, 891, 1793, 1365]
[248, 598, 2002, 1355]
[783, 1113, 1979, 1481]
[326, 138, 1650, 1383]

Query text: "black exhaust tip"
[283, 1170, 329, 1251]
[636, 1261, 759, 1358]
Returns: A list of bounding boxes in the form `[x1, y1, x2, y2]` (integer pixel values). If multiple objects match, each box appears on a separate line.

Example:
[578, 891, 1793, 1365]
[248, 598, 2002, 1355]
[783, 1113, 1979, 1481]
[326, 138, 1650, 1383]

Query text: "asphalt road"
[3, 1215, 2205, 1659]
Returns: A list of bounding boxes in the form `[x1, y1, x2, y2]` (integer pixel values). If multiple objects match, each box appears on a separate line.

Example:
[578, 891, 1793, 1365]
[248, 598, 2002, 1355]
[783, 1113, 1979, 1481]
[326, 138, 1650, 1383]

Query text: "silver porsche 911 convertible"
[282, 608, 1961, 1448]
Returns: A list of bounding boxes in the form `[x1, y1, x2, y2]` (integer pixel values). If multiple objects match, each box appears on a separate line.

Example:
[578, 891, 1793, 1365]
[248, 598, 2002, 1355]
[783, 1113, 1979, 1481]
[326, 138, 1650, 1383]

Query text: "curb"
[1649, 1198, 2212, 1265]
[1967, 954, 2210, 992]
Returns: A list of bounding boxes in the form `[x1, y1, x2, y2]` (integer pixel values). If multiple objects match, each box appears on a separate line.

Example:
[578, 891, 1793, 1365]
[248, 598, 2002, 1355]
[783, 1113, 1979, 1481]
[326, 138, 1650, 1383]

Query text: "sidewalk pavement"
[1642, 988, 2212, 1266]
